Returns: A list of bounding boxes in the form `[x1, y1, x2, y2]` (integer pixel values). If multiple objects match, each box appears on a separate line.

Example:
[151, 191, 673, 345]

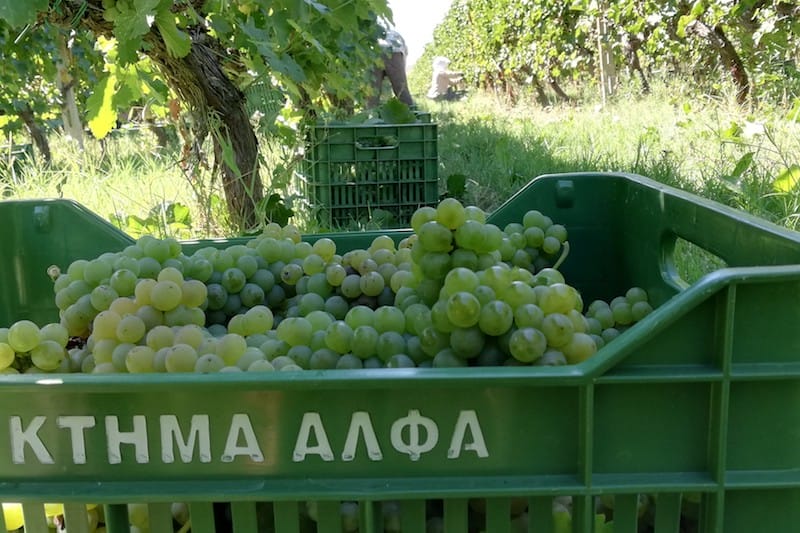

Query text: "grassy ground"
[422, 81, 800, 223]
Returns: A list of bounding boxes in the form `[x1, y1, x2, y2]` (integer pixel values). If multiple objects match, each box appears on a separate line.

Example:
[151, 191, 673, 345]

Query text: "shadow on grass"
[431, 106, 691, 211]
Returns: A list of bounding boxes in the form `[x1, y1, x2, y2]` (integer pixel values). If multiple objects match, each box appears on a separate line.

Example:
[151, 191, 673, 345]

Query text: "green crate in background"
[4, 173, 800, 532]
[298, 121, 438, 228]
[0, 143, 34, 179]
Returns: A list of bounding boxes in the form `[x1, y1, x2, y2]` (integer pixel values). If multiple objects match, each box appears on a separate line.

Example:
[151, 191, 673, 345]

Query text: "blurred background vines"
[0, 0, 798, 245]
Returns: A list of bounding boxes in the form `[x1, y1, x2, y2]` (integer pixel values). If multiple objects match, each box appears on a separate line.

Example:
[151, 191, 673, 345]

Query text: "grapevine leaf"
[788, 98, 800, 123]
[676, 15, 694, 38]
[730, 152, 754, 180]
[116, 37, 142, 65]
[0, 0, 48, 28]
[378, 98, 417, 124]
[239, 21, 307, 83]
[774, 165, 800, 193]
[86, 74, 118, 139]
[690, 0, 707, 18]
[720, 122, 742, 141]
[446, 174, 468, 199]
[170, 203, 191, 224]
[155, 9, 191, 58]
[287, 19, 325, 53]
[114, 0, 159, 42]
[303, 0, 330, 14]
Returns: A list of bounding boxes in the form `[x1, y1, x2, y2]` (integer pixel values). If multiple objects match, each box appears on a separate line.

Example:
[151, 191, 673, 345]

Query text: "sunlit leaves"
[774, 165, 800, 194]
[86, 74, 118, 138]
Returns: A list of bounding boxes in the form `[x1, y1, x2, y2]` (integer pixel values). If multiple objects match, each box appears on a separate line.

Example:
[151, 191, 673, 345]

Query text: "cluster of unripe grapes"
[0, 198, 653, 375]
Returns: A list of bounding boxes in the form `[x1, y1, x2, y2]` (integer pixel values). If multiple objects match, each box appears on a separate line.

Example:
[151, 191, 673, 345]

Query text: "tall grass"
[3, 78, 799, 248]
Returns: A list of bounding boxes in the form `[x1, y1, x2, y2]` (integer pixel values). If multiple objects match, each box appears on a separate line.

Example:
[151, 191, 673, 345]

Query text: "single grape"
[432, 349, 467, 368]
[174, 324, 206, 348]
[430, 299, 456, 333]
[155, 349, 170, 374]
[31, 340, 66, 371]
[508, 327, 547, 363]
[248, 359, 276, 372]
[453, 220, 484, 251]
[612, 301, 634, 326]
[126, 345, 157, 373]
[287, 345, 313, 369]
[419, 252, 452, 281]
[562, 332, 597, 364]
[276, 317, 313, 347]
[221, 268, 247, 293]
[403, 303, 431, 336]
[535, 349, 568, 366]
[240, 283, 266, 308]
[498, 281, 537, 309]
[417, 221, 453, 253]
[116, 315, 146, 344]
[410, 206, 438, 233]
[419, 326, 450, 357]
[351, 325, 379, 360]
[522, 210, 550, 230]
[244, 305, 274, 334]
[373, 305, 406, 334]
[312, 237, 337, 261]
[626, 287, 649, 304]
[165, 344, 199, 373]
[478, 300, 514, 336]
[325, 321, 354, 354]
[631, 300, 654, 322]
[449, 326, 485, 359]
[376, 331, 407, 362]
[7, 320, 41, 353]
[212, 333, 246, 366]
[137, 257, 162, 280]
[446, 291, 483, 329]
[541, 313, 575, 348]
[137, 304, 165, 330]
[545, 224, 568, 243]
[195, 353, 226, 373]
[236, 254, 259, 279]
[146, 325, 175, 351]
[250, 269, 276, 293]
[436, 197, 467, 230]
[233, 346, 266, 370]
[187, 257, 214, 283]
[443, 267, 480, 297]
[181, 279, 208, 308]
[336, 353, 364, 369]
[83, 258, 112, 286]
[90, 285, 119, 312]
[537, 283, 580, 315]
[0, 342, 15, 370]
[134, 278, 157, 305]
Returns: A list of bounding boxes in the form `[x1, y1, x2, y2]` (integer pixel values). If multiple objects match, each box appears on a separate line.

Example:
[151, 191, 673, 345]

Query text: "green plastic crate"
[2, 172, 800, 532]
[299, 121, 439, 228]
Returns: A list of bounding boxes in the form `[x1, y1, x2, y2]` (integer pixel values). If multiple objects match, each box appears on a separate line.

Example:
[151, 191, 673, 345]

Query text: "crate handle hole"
[668, 237, 728, 286]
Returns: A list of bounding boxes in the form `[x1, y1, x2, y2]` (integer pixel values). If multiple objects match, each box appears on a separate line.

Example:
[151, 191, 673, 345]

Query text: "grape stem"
[553, 241, 570, 270]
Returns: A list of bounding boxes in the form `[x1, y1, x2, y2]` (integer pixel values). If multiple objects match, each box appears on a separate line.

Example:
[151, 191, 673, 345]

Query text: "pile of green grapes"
[0, 198, 653, 375]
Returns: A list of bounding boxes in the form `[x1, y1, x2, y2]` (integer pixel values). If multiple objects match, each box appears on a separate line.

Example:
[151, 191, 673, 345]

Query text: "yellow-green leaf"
[86, 74, 118, 139]
[774, 165, 800, 193]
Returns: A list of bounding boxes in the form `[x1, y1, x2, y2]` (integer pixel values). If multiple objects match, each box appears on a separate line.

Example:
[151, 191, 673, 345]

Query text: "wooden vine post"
[596, 0, 616, 104]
